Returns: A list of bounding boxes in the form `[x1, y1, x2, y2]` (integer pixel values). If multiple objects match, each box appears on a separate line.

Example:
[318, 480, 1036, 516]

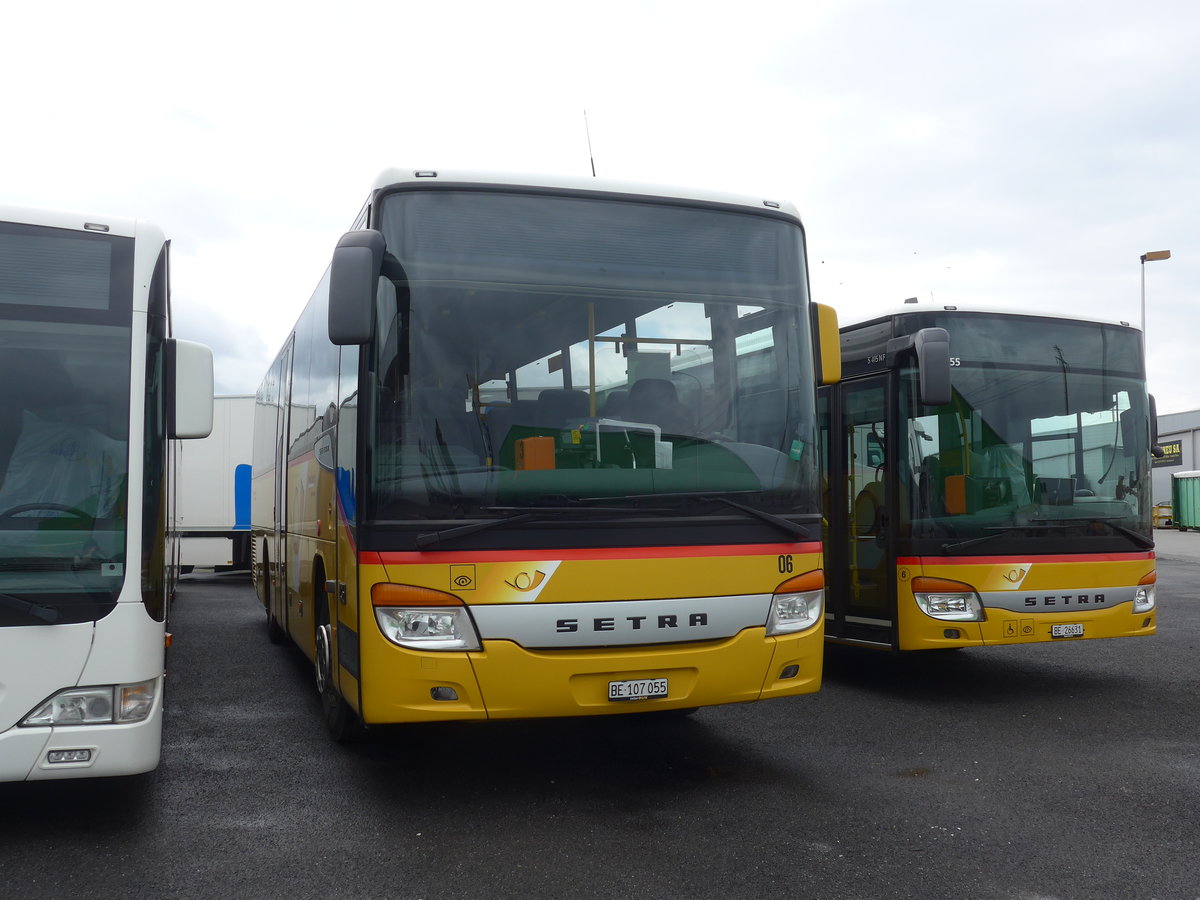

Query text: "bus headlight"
[767, 570, 824, 635]
[20, 679, 158, 727]
[372, 583, 481, 651]
[1134, 573, 1156, 613]
[912, 577, 984, 622]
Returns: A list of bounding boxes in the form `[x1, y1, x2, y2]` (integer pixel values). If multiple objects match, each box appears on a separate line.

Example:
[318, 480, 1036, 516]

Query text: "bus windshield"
[365, 189, 819, 522]
[0, 223, 132, 626]
[898, 315, 1151, 547]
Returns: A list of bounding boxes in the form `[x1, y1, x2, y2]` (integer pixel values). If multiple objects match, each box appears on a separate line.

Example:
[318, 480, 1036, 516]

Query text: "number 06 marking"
[778, 555, 794, 573]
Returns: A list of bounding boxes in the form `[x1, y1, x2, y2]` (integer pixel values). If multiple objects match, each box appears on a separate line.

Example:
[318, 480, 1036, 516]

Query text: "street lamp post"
[1140, 249, 1171, 336]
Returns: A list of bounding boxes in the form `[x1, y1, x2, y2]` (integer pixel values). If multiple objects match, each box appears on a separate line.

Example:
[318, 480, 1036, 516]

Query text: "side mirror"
[329, 229, 386, 345]
[913, 327, 951, 406]
[167, 338, 214, 439]
[1149, 394, 1164, 458]
[885, 326, 951, 406]
[812, 302, 841, 385]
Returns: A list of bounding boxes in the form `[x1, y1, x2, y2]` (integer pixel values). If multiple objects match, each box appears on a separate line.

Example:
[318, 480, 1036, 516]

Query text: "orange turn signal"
[370, 583, 464, 607]
[775, 569, 824, 595]
[911, 576, 975, 594]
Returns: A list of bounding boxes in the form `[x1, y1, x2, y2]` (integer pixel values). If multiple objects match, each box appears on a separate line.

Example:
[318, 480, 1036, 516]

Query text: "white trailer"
[176, 395, 254, 570]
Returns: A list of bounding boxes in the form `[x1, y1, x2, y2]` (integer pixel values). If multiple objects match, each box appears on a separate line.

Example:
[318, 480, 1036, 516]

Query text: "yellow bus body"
[894, 552, 1156, 651]
[339, 547, 823, 723]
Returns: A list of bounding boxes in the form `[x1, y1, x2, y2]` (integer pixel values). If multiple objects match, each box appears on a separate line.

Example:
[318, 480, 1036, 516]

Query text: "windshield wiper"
[0, 591, 59, 624]
[582, 491, 814, 541]
[416, 512, 538, 548]
[415, 504, 671, 549]
[415, 492, 814, 548]
[708, 496, 813, 541]
[941, 519, 1154, 554]
[1084, 518, 1155, 550]
[941, 528, 1028, 554]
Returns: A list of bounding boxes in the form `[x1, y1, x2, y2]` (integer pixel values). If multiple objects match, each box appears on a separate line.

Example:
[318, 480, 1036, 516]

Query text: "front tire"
[316, 620, 362, 742]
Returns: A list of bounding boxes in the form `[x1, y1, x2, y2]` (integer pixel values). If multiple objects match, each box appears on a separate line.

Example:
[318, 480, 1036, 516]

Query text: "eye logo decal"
[449, 565, 476, 591]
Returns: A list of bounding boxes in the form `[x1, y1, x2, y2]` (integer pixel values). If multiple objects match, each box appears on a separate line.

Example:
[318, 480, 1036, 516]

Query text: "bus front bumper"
[359, 626, 822, 723]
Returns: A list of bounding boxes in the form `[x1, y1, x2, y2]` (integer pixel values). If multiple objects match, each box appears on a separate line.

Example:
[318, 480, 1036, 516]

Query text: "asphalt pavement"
[2, 562, 1198, 899]
[1153, 525, 1200, 562]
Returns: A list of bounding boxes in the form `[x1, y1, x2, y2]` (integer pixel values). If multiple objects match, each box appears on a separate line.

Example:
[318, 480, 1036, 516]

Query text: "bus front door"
[831, 378, 896, 647]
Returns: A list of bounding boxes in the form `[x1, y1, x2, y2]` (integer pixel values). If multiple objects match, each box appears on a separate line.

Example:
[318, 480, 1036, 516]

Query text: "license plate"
[1051, 623, 1085, 638]
[608, 677, 668, 701]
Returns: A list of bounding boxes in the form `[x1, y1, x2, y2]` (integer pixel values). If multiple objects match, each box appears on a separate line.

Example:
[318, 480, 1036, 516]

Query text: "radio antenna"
[583, 109, 596, 177]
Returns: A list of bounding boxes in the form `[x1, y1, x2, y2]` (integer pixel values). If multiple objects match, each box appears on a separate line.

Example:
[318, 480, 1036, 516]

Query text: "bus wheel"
[316, 620, 362, 742]
[263, 553, 284, 644]
[266, 607, 285, 644]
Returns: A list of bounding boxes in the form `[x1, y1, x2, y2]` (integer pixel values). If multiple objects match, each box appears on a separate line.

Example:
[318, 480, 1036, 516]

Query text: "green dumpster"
[1171, 471, 1200, 531]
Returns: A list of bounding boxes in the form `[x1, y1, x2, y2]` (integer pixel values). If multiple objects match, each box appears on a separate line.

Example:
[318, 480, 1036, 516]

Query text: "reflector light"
[47, 749, 92, 764]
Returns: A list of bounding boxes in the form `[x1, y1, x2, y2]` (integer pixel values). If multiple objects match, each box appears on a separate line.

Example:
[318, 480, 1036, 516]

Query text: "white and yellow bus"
[251, 168, 839, 737]
[0, 205, 213, 780]
[821, 303, 1156, 651]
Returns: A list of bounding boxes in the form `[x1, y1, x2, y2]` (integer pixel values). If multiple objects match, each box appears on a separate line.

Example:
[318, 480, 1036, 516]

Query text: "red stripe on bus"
[365, 542, 821, 566]
[897, 552, 1154, 566]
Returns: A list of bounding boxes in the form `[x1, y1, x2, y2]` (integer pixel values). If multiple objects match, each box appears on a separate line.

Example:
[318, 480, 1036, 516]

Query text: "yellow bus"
[251, 169, 840, 737]
[821, 303, 1157, 651]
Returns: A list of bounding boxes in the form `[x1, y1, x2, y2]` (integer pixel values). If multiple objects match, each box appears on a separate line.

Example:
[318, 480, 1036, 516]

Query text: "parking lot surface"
[3, 555, 1198, 900]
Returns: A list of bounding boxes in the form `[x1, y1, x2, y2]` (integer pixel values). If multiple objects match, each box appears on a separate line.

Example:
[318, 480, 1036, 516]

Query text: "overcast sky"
[4, 0, 1197, 411]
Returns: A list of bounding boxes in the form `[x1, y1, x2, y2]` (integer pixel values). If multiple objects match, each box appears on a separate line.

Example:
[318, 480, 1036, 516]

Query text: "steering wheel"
[0, 502, 93, 519]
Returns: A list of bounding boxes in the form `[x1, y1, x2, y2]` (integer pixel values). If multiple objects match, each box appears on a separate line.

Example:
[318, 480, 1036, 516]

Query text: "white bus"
[0, 205, 213, 781]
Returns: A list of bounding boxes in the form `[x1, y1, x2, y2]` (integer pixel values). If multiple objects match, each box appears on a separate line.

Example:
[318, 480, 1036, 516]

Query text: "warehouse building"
[1154, 408, 1200, 509]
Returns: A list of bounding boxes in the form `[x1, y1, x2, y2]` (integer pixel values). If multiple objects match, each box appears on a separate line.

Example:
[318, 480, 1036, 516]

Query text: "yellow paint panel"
[896, 556, 1156, 651]
[471, 628, 820, 719]
[353, 551, 824, 723]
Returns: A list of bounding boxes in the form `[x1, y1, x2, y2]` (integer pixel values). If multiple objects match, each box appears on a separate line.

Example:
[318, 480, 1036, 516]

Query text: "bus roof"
[0, 204, 153, 242]
[838, 301, 1141, 334]
[366, 168, 802, 221]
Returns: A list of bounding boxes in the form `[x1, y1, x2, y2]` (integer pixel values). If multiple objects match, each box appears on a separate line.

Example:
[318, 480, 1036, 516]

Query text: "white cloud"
[3, 0, 1198, 412]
